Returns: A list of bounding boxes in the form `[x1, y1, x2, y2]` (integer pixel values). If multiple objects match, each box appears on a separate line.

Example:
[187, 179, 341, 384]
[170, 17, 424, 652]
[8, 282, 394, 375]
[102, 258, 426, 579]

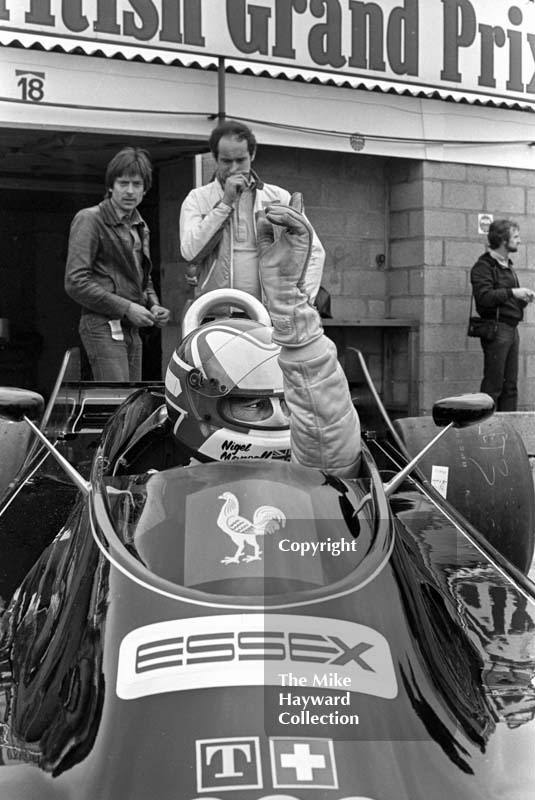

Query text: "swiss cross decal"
[270, 737, 338, 789]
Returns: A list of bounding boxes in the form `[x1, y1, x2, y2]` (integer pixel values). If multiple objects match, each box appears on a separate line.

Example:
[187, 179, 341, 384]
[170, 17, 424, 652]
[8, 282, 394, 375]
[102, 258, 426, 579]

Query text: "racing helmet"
[165, 317, 291, 463]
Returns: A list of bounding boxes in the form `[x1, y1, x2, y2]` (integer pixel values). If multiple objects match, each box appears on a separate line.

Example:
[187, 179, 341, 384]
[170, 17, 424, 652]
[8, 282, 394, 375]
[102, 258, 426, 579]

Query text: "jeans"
[480, 321, 519, 411]
[79, 315, 142, 381]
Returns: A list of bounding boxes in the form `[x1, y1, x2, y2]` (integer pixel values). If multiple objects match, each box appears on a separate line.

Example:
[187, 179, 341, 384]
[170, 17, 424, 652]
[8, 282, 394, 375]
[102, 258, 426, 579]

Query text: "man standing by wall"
[179, 120, 325, 304]
[470, 219, 534, 410]
[65, 147, 169, 381]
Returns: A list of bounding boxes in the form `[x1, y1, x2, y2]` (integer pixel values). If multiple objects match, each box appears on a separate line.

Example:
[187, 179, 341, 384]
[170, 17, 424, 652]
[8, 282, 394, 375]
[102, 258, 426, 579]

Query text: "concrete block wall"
[183, 146, 390, 324]
[188, 146, 390, 320]
[165, 145, 392, 392]
[402, 161, 535, 413]
[386, 161, 425, 412]
[158, 146, 535, 415]
[255, 148, 394, 400]
[254, 147, 389, 321]
[421, 162, 495, 411]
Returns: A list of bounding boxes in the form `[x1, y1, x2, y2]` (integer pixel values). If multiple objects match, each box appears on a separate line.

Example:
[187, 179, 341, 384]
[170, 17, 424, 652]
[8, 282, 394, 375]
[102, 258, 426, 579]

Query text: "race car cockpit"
[102, 458, 386, 598]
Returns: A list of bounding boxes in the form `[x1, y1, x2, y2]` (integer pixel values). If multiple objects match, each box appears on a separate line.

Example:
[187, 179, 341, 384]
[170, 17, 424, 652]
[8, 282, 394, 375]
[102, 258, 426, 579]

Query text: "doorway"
[0, 186, 162, 396]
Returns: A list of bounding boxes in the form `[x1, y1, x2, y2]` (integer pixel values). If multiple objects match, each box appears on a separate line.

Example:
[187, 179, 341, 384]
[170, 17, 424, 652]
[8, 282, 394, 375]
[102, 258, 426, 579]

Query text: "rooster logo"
[217, 491, 286, 565]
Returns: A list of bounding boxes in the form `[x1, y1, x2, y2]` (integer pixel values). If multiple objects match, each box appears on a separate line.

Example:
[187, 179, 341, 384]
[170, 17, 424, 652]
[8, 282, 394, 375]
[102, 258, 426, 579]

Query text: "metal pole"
[218, 56, 226, 121]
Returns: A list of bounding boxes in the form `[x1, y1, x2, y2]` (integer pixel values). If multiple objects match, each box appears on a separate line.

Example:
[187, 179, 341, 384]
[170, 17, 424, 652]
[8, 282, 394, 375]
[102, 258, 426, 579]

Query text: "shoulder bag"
[467, 305, 499, 341]
[467, 263, 500, 342]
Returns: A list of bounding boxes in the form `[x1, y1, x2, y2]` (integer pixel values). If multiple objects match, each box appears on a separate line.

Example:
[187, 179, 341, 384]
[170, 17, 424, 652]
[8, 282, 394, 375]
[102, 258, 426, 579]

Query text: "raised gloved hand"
[256, 193, 313, 285]
[257, 194, 322, 348]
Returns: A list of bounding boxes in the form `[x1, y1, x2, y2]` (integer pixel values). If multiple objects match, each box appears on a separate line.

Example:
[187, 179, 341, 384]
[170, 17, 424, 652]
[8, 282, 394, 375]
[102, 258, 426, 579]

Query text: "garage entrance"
[0, 129, 203, 396]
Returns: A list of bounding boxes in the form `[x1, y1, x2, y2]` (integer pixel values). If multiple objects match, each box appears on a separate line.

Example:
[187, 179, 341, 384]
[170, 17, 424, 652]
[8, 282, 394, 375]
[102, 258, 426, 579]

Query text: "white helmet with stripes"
[165, 315, 291, 463]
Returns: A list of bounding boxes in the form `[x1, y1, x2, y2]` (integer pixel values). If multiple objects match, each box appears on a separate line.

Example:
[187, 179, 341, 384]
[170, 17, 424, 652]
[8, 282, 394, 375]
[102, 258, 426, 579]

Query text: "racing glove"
[257, 193, 323, 348]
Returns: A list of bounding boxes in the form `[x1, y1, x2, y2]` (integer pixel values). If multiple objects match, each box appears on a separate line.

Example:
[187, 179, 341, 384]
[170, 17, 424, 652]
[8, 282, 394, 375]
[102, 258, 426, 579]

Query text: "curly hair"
[488, 218, 519, 249]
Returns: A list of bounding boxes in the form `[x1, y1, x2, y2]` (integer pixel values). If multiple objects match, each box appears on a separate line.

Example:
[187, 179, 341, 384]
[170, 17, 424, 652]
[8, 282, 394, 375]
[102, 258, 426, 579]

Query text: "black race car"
[0, 291, 534, 800]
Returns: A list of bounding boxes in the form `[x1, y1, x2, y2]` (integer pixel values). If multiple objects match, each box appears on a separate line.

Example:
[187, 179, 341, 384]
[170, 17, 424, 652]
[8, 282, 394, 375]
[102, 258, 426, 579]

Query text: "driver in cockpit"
[165, 197, 361, 478]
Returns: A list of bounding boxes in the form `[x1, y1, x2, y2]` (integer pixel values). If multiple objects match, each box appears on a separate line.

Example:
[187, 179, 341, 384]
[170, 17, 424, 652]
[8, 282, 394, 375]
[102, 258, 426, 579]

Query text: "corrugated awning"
[1, 30, 534, 114]
[224, 58, 535, 112]
[2, 37, 535, 172]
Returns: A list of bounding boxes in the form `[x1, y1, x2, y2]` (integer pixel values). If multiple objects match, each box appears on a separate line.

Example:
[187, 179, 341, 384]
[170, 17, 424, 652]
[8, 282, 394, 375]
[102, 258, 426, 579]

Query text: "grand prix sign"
[2, 1, 535, 106]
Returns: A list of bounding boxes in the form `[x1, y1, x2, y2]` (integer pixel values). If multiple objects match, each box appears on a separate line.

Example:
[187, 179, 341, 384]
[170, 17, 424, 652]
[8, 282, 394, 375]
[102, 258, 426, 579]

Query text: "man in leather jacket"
[65, 148, 169, 381]
[470, 219, 533, 410]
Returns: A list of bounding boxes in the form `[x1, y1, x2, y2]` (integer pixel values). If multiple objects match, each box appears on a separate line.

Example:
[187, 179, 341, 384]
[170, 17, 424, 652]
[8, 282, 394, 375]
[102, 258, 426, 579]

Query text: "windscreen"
[104, 460, 378, 597]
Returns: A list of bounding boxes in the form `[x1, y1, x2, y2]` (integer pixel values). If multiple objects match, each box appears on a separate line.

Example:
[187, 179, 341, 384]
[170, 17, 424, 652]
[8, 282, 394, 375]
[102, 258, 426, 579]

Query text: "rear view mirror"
[383, 393, 495, 498]
[0, 388, 44, 422]
[432, 392, 494, 429]
[0, 389, 45, 500]
[0, 387, 89, 496]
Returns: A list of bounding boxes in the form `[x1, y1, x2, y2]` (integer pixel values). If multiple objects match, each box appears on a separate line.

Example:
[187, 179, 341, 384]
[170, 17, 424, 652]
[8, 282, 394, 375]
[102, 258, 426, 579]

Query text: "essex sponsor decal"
[116, 614, 397, 700]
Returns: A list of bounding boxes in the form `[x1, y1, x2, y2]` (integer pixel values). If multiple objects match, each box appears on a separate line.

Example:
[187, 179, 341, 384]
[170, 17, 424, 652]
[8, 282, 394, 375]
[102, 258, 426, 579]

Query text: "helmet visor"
[219, 396, 290, 430]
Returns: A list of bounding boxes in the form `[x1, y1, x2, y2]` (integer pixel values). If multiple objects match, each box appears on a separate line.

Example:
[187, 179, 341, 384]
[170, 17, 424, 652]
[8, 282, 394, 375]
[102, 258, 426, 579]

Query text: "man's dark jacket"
[470, 251, 524, 326]
[65, 198, 159, 320]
